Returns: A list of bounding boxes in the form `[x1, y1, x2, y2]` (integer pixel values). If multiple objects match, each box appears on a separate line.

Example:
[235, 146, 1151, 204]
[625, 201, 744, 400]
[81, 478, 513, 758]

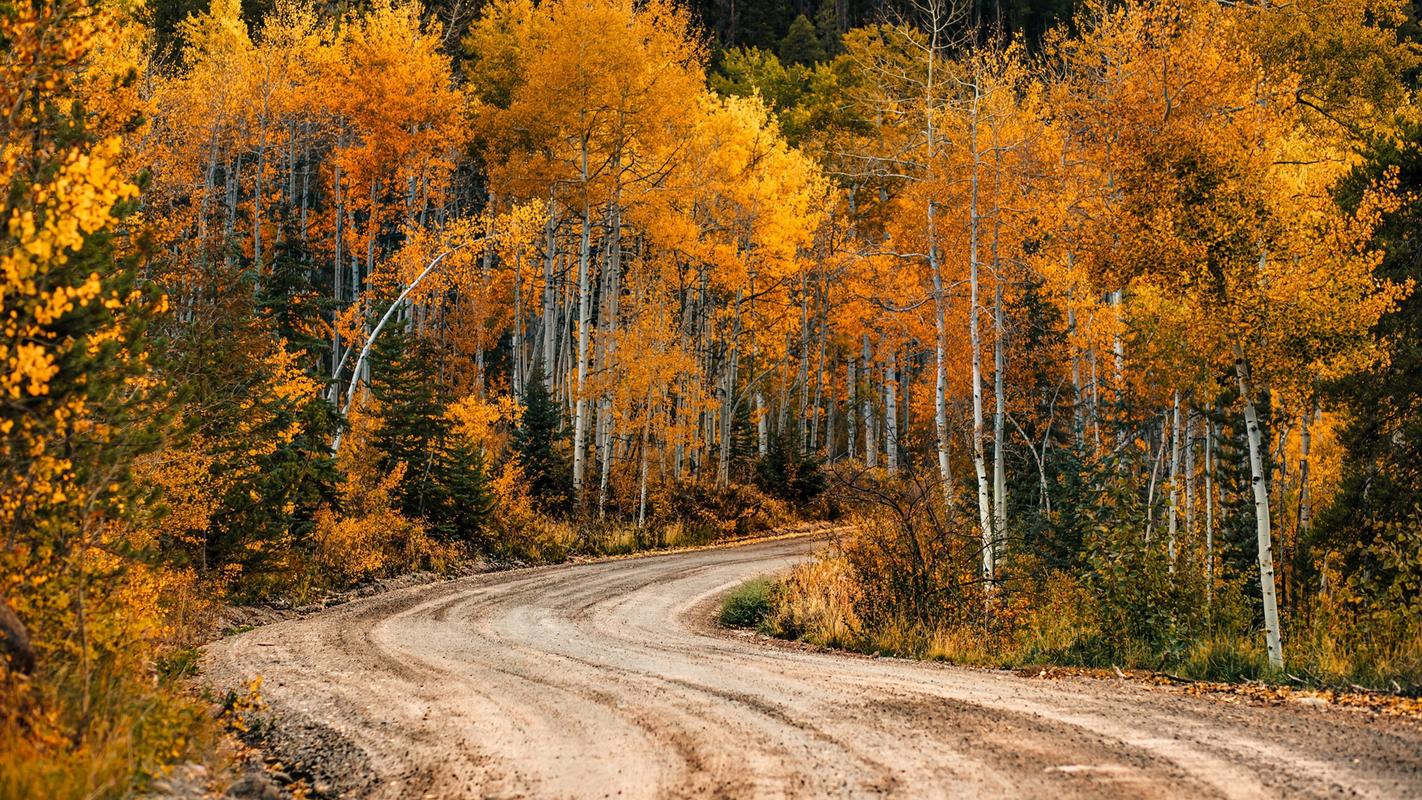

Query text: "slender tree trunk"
[1272, 418, 1291, 604]
[1296, 397, 1316, 551]
[1185, 409, 1196, 550]
[1205, 413, 1216, 609]
[811, 288, 827, 452]
[542, 202, 558, 385]
[253, 119, 266, 274]
[885, 350, 898, 475]
[863, 335, 877, 469]
[992, 279, 1007, 543]
[969, 97, 993, 583]
[365, 178, 379, 287]
[847, 357, 857, 462]
[1236, 352, 1284, 669]
[331, 155, 344, 381]
[797, 275, 811, 450]
[299, 127, 310, 239]
[932, 204, 953, 512]
[1146, 415, 1165, 540]
[901, 348, 910, 460]
[1067, 273, 1085, 448]
[1111, 289, 1125, 414]
[718, 291, 744, 485]
[1168, 390, 1182, 568]
[637, 392, 653, 528]
[756, 393, 768, 456]
[1090, 349, 1102, 451]
[224, 154, 239, 271]
[571, 197, 593, 505]
[597, 204, 624, 518]
[512, 252, 524, 399]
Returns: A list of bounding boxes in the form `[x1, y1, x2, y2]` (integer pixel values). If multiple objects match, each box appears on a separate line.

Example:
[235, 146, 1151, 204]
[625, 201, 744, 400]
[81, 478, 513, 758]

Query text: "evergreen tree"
[258, 220, 333, 372]
[514, 364, 572, 511]
[755, 428, 826, 504]
[1319, 121, 1422, 602]
[370, 325, 449, 521]
[813, 0, 840, 57]
[429, 435, 496, 545]
[178, 261, 340, 580]
[779, 14, 825, 65]
[738, 0, 792, 51]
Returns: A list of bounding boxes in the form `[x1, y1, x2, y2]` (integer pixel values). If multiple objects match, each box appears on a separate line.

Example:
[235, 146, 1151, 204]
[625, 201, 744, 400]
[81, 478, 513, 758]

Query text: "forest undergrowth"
[740, 469, 1422, 695]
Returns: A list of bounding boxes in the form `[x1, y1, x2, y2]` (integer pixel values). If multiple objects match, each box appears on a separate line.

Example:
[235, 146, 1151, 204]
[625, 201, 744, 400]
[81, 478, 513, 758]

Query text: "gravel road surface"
[203, 535, 1422, 799]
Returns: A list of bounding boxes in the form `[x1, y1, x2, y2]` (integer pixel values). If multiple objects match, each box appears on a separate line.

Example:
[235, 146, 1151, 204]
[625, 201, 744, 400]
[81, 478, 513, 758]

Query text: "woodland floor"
[202, 534, 1422, 799]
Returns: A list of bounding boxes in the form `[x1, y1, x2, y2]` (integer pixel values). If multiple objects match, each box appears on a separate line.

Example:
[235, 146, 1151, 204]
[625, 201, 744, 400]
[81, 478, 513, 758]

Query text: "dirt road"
[204, 535, 1422, 799]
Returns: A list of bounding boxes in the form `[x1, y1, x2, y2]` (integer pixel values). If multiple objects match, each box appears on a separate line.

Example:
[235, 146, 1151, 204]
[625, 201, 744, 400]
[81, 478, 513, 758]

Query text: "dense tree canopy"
[4, 0, 1422, 792]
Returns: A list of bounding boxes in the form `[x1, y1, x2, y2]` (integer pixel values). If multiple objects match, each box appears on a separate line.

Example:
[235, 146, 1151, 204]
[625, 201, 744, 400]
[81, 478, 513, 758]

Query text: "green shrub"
[754, 431, 826, 505]
[720, 578, 775, 628]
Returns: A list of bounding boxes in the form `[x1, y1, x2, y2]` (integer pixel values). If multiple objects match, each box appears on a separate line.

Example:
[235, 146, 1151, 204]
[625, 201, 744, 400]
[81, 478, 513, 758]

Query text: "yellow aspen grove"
[4, 0, 1422, 794]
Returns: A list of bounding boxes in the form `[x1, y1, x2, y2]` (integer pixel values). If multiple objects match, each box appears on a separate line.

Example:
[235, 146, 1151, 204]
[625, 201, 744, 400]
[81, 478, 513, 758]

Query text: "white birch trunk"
[885, 350, 898, 475]
[1236, 353, 1284, 669]
[847, 358, 857, 462]
[1205, 414, 1216, 609]
[542, 203, 558, 386]
[931, 198, 953, 511]
[1168, 390, 1182, 568]
[969, 91, 993, 583]
[1146, 417, 1165, 540]
[1184, 410, 1196, 547]
[756, 393, 768, 456]
[863, 336, 877, 469]
[571, 200, 593, 505]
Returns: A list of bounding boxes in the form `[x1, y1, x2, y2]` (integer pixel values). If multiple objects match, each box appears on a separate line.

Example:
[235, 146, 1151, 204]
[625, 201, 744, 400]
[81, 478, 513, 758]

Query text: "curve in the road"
[203, 535, 1422, 799]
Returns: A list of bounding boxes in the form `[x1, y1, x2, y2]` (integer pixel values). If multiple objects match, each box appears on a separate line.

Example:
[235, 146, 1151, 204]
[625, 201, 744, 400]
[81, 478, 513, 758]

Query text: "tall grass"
[0, 662, 217, 800]
[765, 550, 1422, 691]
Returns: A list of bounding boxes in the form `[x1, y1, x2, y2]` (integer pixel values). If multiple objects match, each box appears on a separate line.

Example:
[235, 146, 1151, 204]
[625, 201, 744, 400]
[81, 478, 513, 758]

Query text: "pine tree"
[514, 364, 572, 511]
[779, 14, 826, 65]
[429, 435, 496, 545]
[755, 428, 826, 505]
[258, 220, 332, 373]
[1322, 122, 1422, 600]
[370, 326, 449, 521]
[813, 0, 840, 57]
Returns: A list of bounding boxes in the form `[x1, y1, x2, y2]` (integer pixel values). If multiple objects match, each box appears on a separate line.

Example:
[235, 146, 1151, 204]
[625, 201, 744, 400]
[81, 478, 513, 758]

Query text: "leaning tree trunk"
[1236, 351, 1284, 669]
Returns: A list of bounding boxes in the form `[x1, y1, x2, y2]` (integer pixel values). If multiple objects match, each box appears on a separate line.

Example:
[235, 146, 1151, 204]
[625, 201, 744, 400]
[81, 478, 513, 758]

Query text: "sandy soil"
[203, 535, 1422, 799]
